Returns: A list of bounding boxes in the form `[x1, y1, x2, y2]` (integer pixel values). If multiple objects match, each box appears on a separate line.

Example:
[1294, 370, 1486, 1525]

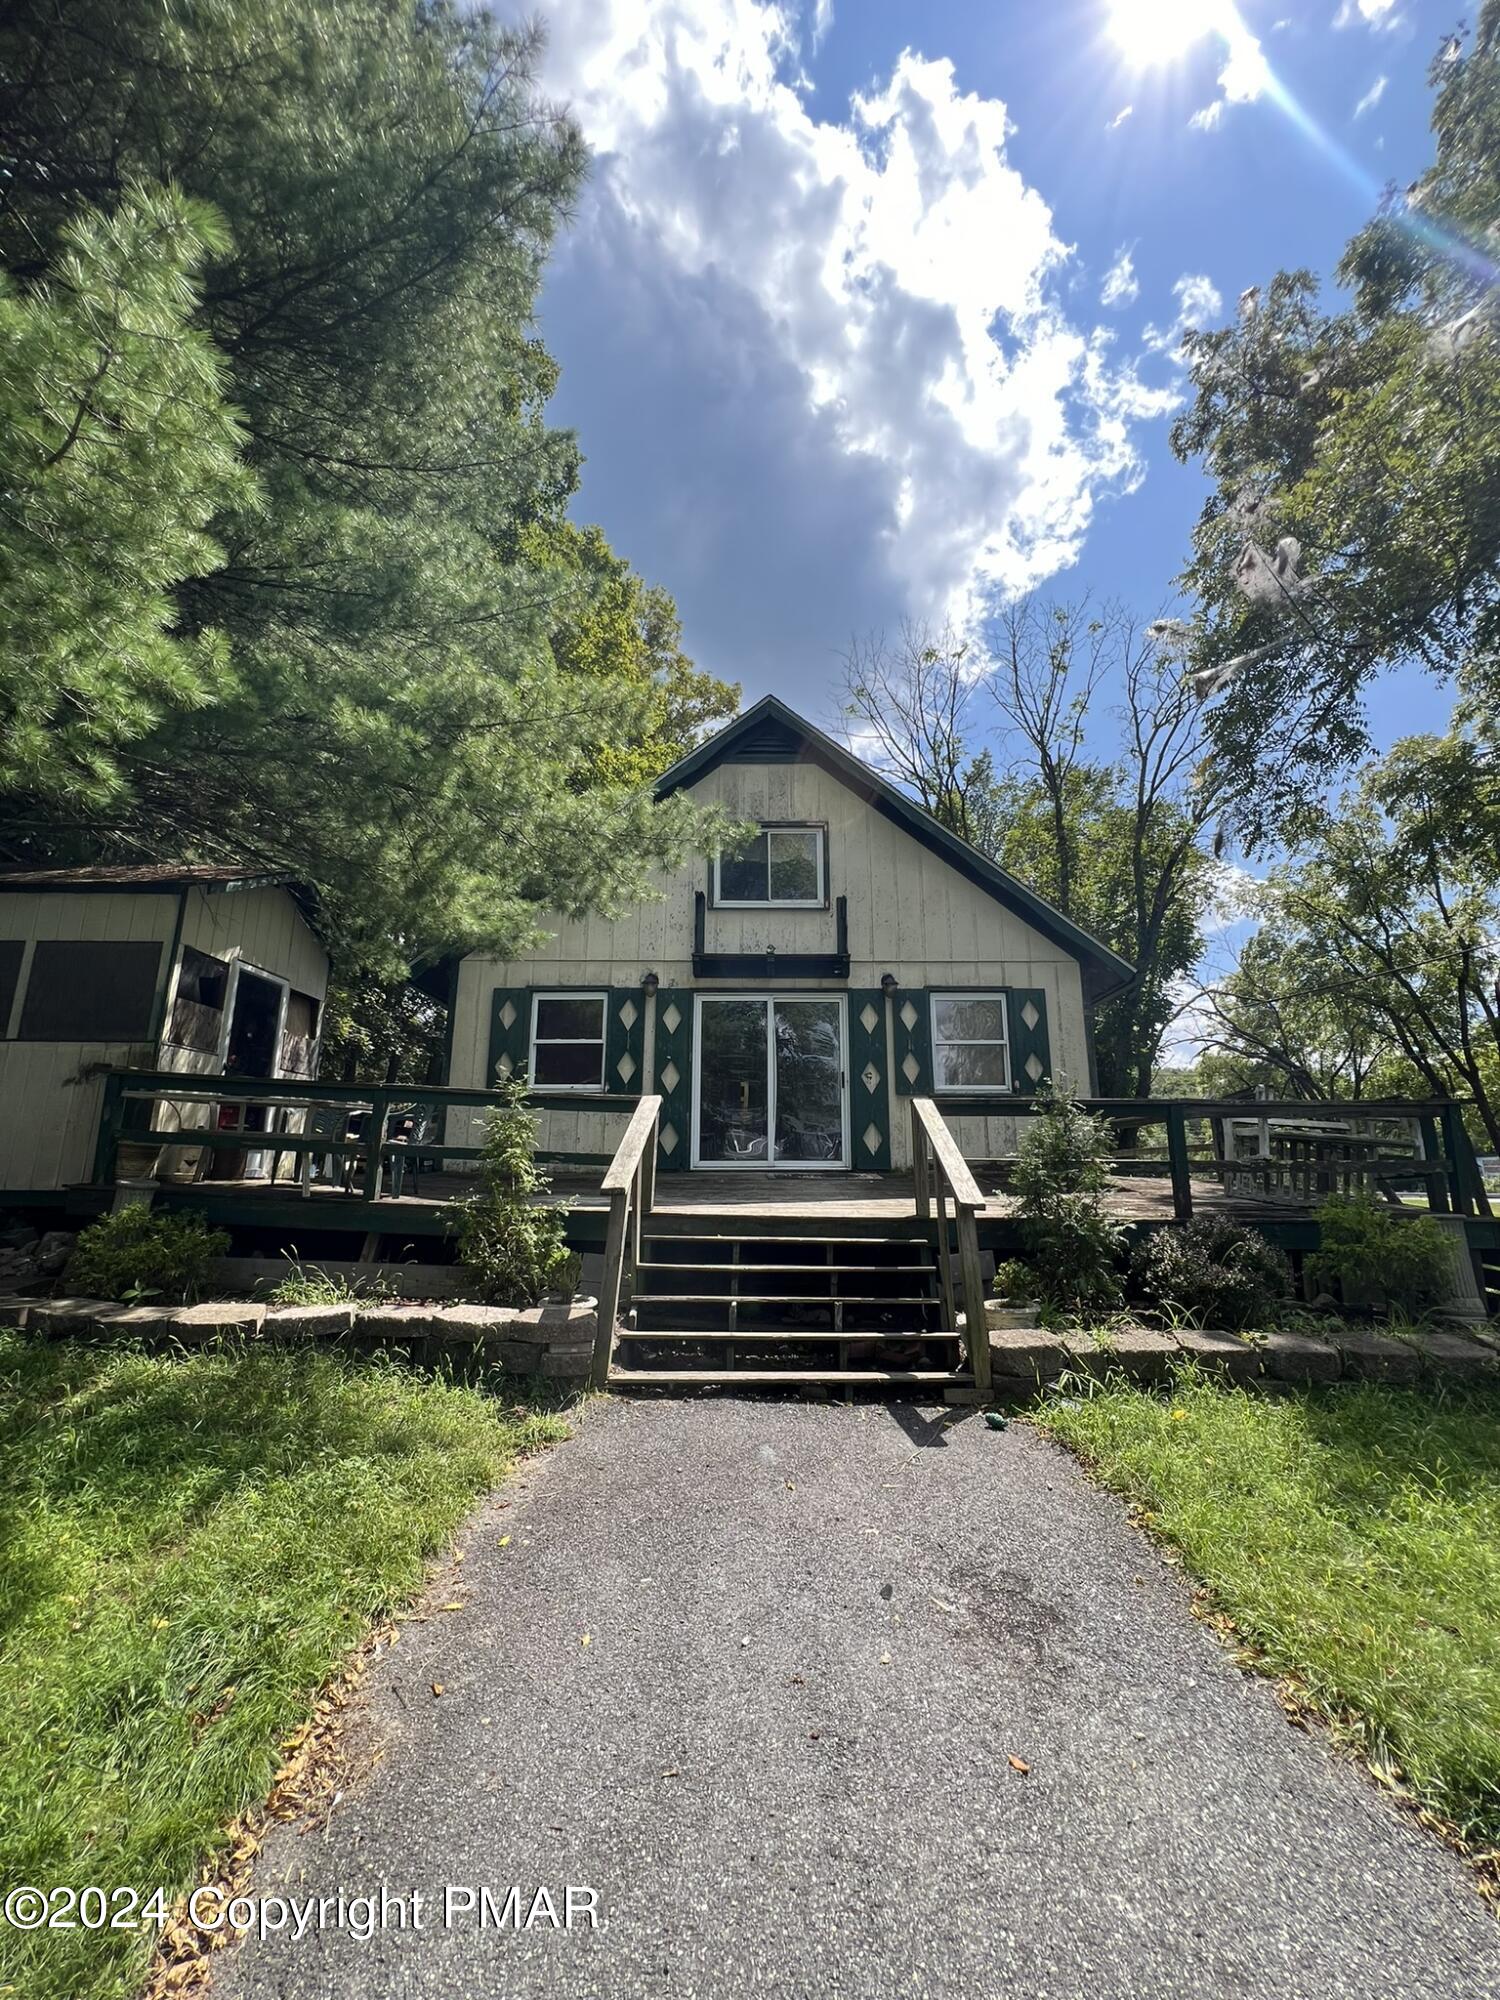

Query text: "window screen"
[530, 993, 606, 1089]
[18, 940, 163, 1042]
[930, 994, 1010, 1091]
[0, 942, 23, 1037]
[167, 946, 230, 1053]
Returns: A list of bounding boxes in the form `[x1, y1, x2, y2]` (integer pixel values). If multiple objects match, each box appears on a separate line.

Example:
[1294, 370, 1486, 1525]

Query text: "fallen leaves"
[1007, 1754, 1031, 1775]
[431, 1682, 445, 1698]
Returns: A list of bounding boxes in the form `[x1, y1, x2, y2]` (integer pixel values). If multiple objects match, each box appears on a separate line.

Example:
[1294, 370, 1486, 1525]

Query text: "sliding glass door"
[693, 996, 847, 1168]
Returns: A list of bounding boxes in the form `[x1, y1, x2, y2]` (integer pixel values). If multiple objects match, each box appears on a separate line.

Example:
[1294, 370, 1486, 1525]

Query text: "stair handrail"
[909, 1098, 993, 1398]
[593, 1094, 663, 1388]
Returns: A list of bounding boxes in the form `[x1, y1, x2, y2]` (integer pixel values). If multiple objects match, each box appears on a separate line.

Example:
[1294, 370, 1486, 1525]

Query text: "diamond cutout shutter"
[487, 987, 532, 1086]
[653, 989, 694, 1169]
[605, 989, 646, 1095]
[847, 989, 892, 1168]
[891, 988, 932, 1096]
[1008, 988, 1052, 1093]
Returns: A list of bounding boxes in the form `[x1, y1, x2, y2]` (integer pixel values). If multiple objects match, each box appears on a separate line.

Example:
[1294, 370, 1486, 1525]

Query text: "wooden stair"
[609, 1226, 973, 1395]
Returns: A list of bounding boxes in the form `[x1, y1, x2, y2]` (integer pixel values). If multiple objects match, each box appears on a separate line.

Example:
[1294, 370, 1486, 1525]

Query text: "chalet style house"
[447, 698, 1134, 1175]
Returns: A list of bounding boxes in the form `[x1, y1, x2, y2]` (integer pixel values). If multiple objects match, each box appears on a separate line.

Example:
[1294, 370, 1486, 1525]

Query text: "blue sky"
[534, 0, 1455, 754]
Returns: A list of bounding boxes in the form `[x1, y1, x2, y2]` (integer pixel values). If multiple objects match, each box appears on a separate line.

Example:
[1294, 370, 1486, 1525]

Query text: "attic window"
[714, 825, 824, 907]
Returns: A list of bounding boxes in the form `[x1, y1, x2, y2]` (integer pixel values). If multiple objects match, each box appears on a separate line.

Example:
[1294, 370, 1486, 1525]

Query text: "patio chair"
[386, 1102, 444, 1198]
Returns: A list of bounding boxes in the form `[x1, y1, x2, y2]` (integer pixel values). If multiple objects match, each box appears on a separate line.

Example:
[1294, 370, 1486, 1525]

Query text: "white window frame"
[713, 823, 826, 909]
[929, 991, 1011, 1094]
[528, 989, 608, 1094]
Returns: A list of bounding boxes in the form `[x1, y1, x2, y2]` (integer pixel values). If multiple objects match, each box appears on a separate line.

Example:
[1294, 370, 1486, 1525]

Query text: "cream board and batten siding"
[0, 885, 328, 1192]
[449, 760, 1092, 1169]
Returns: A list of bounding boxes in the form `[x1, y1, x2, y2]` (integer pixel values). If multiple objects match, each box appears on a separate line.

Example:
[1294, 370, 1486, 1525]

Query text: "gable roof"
[657, 696, 1136, 1001]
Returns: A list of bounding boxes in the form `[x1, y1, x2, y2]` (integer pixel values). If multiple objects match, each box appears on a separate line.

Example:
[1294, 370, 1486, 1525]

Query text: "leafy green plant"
[266, 1255, 394, 1307]
[66, 1207, 228, 1305]
[1132, 1217, 1291, 1331]
[1010, 1082, 1125, 1318]
[1308, 1189, 1455, 1317]
[456, 1079, 576, 1307]
[991, 1257, 1038, 1304]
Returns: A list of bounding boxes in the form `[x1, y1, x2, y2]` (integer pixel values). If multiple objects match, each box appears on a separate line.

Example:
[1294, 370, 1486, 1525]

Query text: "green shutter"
[653, 988, 694, 1169]
[486, 986, 531, 1087]
[847, 989, 892, 1168]
[604, 988, 646, 1095]
[1008, 988, 1052, 1093]
[891, 987, 931, 1096]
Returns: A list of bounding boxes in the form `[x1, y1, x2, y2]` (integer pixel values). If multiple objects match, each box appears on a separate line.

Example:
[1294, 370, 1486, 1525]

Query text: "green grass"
[1039, 1371, 1500, 1854]
[0, 1331, 568, 2000]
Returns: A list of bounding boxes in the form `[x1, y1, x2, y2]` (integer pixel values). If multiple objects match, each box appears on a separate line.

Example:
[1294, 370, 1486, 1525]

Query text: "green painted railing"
[90, 1068, 643, 1203]
[925, 1092, 1489, 1220]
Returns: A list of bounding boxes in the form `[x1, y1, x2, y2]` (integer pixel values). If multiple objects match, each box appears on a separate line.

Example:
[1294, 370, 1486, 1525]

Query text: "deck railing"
[593, 1096, 663, 1389]
[909, 1098, 993, 1398]
[89, 1068, 644, 1202]
[925, 1092, 1491, 1220]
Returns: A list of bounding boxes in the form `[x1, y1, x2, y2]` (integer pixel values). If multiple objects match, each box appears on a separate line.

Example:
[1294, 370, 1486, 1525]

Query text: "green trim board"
[656, 696, 1135, 1000]
[1007, 989, 1053, 1091]
[653, 989, 694, 1169]
[486, 986, 531, 1086]
[847, 989, 893, 1170]
[604, 988, 647, 1094]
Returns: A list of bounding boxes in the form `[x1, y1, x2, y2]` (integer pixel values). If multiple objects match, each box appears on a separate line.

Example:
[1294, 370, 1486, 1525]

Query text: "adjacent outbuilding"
[0, 865, 328, 1196]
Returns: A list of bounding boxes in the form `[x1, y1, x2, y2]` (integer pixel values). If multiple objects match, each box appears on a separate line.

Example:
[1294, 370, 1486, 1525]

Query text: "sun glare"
[1108, 0, 1226, 66]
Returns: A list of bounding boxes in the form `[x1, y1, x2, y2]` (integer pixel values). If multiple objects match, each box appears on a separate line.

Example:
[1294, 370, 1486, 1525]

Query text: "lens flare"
[1107, 0, 1229, 66]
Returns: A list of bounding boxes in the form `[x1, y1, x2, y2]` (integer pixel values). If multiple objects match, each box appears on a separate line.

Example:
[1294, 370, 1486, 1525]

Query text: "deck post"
[93, 1071, 126, 1185]
[594, 1187, 631, 1389]
[639, 1110, 658, 1217]
[1417, 1114, 1450, 1213]
[1438, 1102, 1472, 1216]
[911, 1100, 931, 1220]
[361, 1092, 387, 1204]
[932, 1177, 956, 1329]
[1165, 1105, 1193, 1221]
[955, 1205, 991, 1397]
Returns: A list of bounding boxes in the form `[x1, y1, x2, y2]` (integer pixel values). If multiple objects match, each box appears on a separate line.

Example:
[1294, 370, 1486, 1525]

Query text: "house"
[0, 865, 329, 1196]
[446, 698, 1134, 1174]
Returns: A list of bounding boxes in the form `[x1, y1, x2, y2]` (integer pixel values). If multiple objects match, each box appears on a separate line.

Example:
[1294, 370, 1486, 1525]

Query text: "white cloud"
[1353, 73, 1388, 117]
[1101, 247, 1140, 309]
[540, 2, 1181, 623]
[1335, 0, 1402, 27]
[1144, 273, 1225, 356]
[1188, 9, 1271, 130]
[1107, 103, 1134, 130]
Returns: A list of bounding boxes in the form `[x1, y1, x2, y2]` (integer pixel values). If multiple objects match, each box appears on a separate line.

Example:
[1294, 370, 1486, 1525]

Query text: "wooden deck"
[137, 1164, 1336, 1237]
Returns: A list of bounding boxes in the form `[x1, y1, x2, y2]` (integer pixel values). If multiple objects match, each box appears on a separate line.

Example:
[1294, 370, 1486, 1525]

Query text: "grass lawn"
[1039, 1371, 1500, 1862]
[0, 1330, 569, 2000]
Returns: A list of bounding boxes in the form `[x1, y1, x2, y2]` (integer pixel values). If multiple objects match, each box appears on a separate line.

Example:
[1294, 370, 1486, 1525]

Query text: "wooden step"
[640, 1224, 936, 1240]
[622, 1328, 959, 1344]
[609, 1366, 974, 1387]
[636, 1260, 934, 1275]
[633, 1293, 939, 1309]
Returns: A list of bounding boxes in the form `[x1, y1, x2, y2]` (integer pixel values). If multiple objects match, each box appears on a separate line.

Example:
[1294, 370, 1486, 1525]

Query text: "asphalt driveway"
[220, 1395, 1500, 2000]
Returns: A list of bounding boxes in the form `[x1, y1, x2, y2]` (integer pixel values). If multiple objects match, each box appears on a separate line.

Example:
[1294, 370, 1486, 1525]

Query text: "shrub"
[66, 1206, 229, 1304]
[1010, 1082, 1125, 1317]
[991, 1257, 1038, 1303]
[456, 1078, 576, 1307]
[1308, 1189, 1455, 1316]
[1131, 1217, 1290, 1331]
